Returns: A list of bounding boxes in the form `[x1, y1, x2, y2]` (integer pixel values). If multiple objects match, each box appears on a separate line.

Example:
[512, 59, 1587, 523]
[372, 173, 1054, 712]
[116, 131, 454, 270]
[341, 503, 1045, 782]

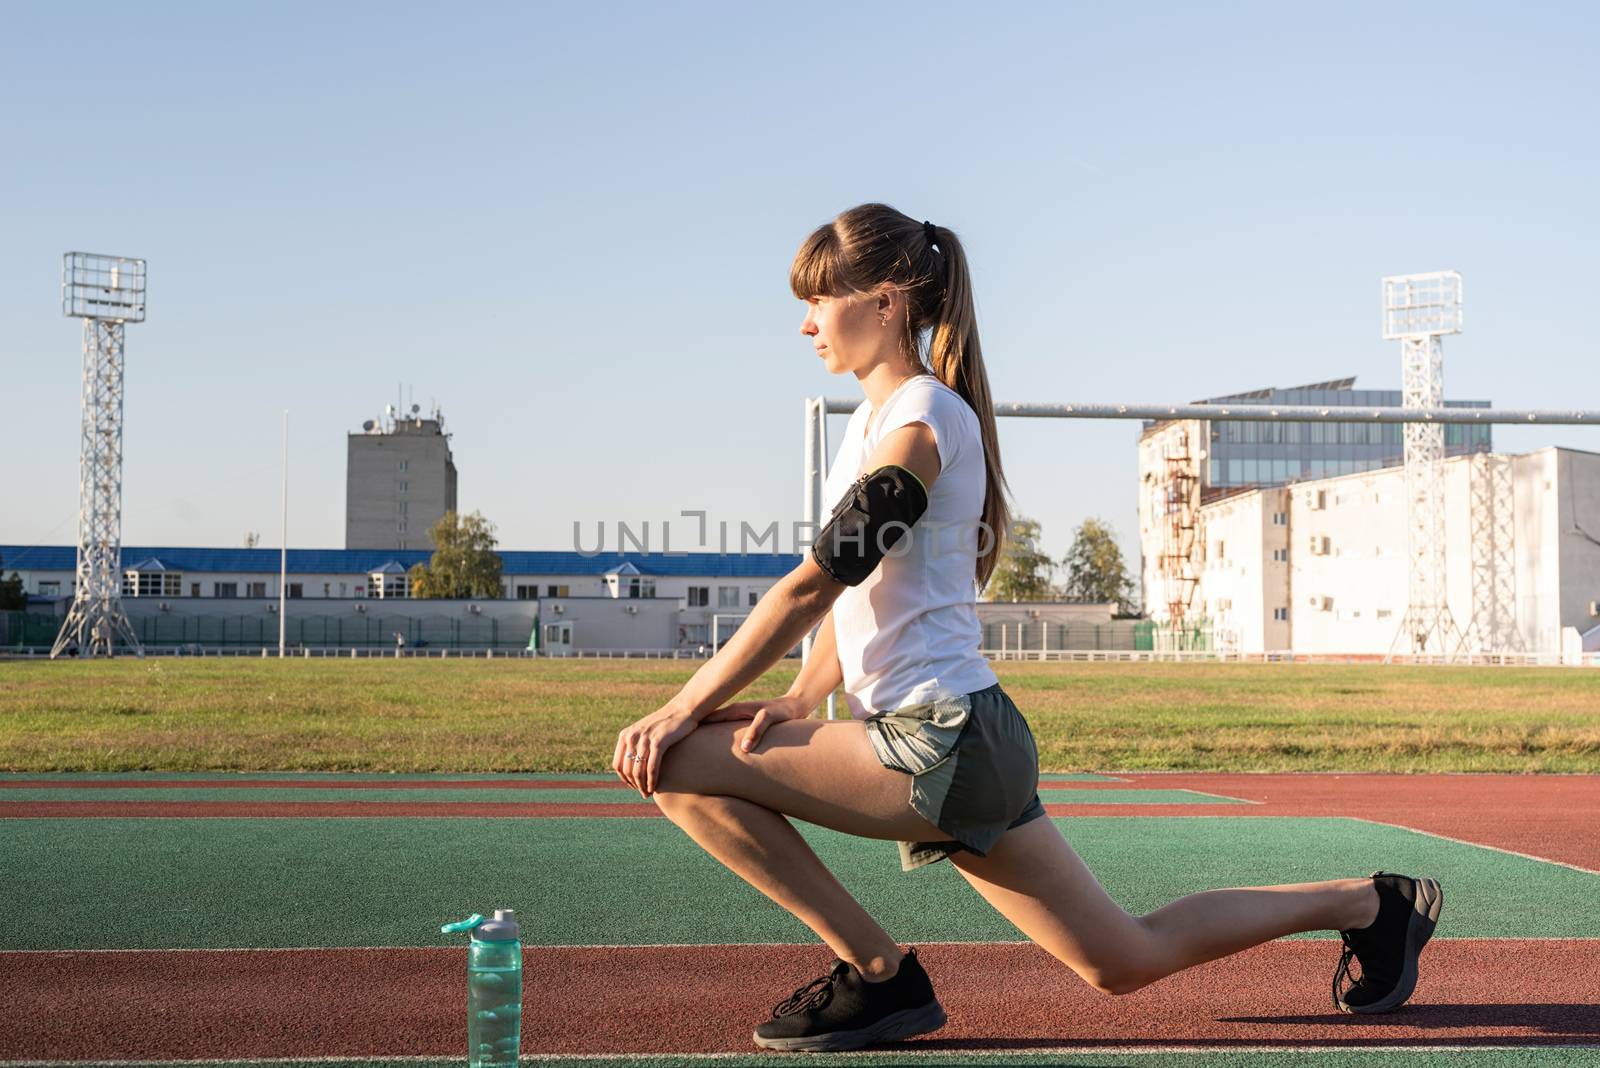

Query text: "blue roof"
[0, 545, 803, 578]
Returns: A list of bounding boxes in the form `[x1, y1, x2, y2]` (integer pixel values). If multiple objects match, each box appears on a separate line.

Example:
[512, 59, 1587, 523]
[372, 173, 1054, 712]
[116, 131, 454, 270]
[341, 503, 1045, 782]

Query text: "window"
[1273, 607, 1288, 621]
[191, 583, 201, 597]
[38, 580, 60, 596]
[627, 577, 656, 598]
[516, 584, 539, 600]
[339, 582, 348, 597]
[122, 571, 182, 597]
[368, 571, 409, 599]
[399, 459, 408, 472]
[399, 481, 409, 494]
[688, 586, 709, 607]
[542, 584, 570, 597]
[718, 586, 741, 609]
[399, 500, 408, 514]
[323, 583, 331, 597]
[214, 582, 238, 598]
[287, 583, 303, 599]
[247, 581, 268, 598]
[748, 590, 761, 607]
[678, 623, 709, 644]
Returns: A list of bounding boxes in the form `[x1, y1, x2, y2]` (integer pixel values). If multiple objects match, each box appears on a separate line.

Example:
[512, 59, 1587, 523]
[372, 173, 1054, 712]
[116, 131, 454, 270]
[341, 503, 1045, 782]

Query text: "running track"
[1, 772, 1596, 1064]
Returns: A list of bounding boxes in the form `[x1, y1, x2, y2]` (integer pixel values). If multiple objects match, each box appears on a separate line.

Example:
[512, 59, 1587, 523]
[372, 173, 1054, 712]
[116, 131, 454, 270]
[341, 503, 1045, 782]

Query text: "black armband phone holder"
[810, 464, 929, 586]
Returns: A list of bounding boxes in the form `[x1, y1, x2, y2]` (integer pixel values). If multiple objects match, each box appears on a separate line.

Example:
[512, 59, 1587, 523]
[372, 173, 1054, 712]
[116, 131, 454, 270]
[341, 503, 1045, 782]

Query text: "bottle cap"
[472, 909, 520, 942]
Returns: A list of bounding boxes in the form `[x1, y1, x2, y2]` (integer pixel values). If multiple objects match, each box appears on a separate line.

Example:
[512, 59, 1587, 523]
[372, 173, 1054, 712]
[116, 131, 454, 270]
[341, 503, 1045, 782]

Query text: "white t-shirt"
[819, 374, 999, 716]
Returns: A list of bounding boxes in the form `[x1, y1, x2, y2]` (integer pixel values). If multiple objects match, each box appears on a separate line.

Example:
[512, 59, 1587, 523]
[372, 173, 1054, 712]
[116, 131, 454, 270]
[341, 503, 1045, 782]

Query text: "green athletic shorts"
[862, 681, 1046, 871]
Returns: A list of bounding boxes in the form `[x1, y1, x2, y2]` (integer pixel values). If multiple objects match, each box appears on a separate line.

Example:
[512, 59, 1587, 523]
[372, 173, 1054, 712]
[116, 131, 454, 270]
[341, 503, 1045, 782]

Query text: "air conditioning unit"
[1307, 489, 1326, 510]
[552, 603, 564, 614]
[1309, 535, 1330, 555]
[625, 605, 639, 615]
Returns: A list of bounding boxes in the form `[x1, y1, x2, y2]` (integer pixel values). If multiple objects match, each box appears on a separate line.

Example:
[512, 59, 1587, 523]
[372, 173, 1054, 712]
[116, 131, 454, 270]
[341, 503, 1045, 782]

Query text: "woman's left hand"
[613, 703, 699, 797]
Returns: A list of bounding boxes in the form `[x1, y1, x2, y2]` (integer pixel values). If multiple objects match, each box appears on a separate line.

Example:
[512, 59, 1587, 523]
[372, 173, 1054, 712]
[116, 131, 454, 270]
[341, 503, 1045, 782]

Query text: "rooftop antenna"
[52, 253, 147, 659]
[1382, 270, 1465, 661]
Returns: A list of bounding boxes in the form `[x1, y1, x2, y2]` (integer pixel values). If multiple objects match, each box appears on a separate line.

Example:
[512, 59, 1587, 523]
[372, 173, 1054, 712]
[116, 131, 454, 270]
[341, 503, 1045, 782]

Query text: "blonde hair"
[790, 202, 1012, 591]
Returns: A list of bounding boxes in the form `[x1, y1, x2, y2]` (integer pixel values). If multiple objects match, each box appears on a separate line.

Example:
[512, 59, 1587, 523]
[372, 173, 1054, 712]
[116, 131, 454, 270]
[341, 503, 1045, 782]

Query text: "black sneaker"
[752, 946, 948, 1051]
[1332, 871, 1444, 1014]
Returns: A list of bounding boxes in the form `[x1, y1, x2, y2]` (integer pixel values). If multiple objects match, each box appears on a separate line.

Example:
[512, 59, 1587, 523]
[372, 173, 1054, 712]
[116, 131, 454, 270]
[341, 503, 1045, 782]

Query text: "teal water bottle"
[441, 910, 522, 1066]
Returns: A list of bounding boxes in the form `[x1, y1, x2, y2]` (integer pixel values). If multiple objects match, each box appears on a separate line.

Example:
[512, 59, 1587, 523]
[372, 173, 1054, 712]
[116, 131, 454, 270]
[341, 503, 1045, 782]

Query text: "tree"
[1059, 517, 1136, 614]
[983, 516, 1058, 601]
[0, 554, 25, 611]
[408, 510, 504, 599]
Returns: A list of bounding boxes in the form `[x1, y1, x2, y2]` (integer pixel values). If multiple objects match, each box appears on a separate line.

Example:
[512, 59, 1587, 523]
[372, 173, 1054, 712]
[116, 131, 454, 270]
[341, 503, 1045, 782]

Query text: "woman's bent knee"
[651, 787, 707, 817]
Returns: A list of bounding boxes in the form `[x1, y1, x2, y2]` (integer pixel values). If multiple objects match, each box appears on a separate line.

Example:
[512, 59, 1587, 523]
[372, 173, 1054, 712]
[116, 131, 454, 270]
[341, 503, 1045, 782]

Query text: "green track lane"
[1, 817, 1592, 950]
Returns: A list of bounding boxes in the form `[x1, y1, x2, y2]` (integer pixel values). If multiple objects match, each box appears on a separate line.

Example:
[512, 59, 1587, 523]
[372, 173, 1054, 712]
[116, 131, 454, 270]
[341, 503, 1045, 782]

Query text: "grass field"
[2, 658, 1596, 773]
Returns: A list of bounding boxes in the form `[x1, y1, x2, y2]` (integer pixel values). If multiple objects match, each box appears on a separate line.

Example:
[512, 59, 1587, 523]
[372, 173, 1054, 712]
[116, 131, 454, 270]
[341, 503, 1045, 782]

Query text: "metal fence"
[4, 611, 1591, 665]
[980, 619, 1197, 654]
[0, 610, 532, 652]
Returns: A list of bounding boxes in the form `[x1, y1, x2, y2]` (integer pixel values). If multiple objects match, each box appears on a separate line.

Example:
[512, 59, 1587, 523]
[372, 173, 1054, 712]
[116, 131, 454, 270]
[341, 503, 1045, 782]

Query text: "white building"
[1139, 441, 1600, 656]
[1, 546, 1124, 656]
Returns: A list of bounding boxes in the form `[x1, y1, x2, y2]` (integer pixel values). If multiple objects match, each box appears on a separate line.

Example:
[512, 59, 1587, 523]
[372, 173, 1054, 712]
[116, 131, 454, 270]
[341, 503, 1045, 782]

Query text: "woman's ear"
[875, 287, 898, 323]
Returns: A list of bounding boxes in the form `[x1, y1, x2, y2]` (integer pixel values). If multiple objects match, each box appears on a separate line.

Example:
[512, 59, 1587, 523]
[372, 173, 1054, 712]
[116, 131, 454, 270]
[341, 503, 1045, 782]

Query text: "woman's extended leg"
[649, 717, 957, 980]
[948, 813, 1380, 995]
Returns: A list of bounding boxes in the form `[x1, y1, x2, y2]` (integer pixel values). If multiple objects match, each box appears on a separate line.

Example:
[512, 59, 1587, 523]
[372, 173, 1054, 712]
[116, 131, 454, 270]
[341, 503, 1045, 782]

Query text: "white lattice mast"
[1383, 270, 1464, 660]
[51, 253, 147, 659]
[1461, 451, 1525, 655]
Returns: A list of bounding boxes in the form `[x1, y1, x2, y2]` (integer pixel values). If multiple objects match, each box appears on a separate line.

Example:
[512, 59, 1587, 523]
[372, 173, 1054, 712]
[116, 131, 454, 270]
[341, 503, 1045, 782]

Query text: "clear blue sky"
[3, 1, 1597, 574]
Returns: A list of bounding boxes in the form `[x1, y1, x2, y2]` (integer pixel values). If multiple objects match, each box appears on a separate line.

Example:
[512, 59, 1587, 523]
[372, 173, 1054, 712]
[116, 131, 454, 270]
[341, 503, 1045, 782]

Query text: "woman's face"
[799, 290, 893, 375]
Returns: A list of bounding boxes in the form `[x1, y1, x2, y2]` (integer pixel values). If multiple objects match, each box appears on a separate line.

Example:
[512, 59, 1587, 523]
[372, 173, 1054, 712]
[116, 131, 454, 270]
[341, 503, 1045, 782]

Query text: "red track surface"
[2, 941, 1595, 1060]
[0, 778, 629, 790]
[5, 774, 1595, 872]
[0, 776, 1131, 791]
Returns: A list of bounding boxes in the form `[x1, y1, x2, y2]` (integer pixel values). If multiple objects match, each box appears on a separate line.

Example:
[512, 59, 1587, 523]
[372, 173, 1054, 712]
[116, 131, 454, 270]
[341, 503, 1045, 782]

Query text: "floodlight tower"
[50, 253, 147, 659]
[1382, 270, 1465, 660]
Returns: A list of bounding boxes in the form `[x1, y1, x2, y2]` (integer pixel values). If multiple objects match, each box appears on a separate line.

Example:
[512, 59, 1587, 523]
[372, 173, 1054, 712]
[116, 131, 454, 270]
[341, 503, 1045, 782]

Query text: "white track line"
[3, 936, 1597, 955]
[1168, 787, 1263, 804]
[1348, 816, 1600, 876]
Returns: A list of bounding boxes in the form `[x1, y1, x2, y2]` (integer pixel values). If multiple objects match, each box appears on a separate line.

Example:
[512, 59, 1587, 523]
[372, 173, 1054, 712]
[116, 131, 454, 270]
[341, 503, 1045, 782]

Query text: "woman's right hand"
[699, 694, 811, 752]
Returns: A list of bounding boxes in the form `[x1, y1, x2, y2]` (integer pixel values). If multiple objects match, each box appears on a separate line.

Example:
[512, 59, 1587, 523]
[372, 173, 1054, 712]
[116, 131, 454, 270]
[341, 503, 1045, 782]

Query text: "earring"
[880, 316, 889, 326]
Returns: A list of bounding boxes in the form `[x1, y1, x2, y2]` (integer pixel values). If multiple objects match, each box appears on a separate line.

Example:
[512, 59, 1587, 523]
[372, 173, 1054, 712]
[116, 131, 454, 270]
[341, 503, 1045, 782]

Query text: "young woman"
[611, 202, 1443, 1053]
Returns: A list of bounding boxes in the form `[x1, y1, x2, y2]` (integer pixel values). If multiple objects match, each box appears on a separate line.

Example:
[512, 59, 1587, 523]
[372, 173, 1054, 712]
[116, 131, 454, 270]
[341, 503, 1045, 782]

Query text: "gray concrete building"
[346, 406, 458, 550]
